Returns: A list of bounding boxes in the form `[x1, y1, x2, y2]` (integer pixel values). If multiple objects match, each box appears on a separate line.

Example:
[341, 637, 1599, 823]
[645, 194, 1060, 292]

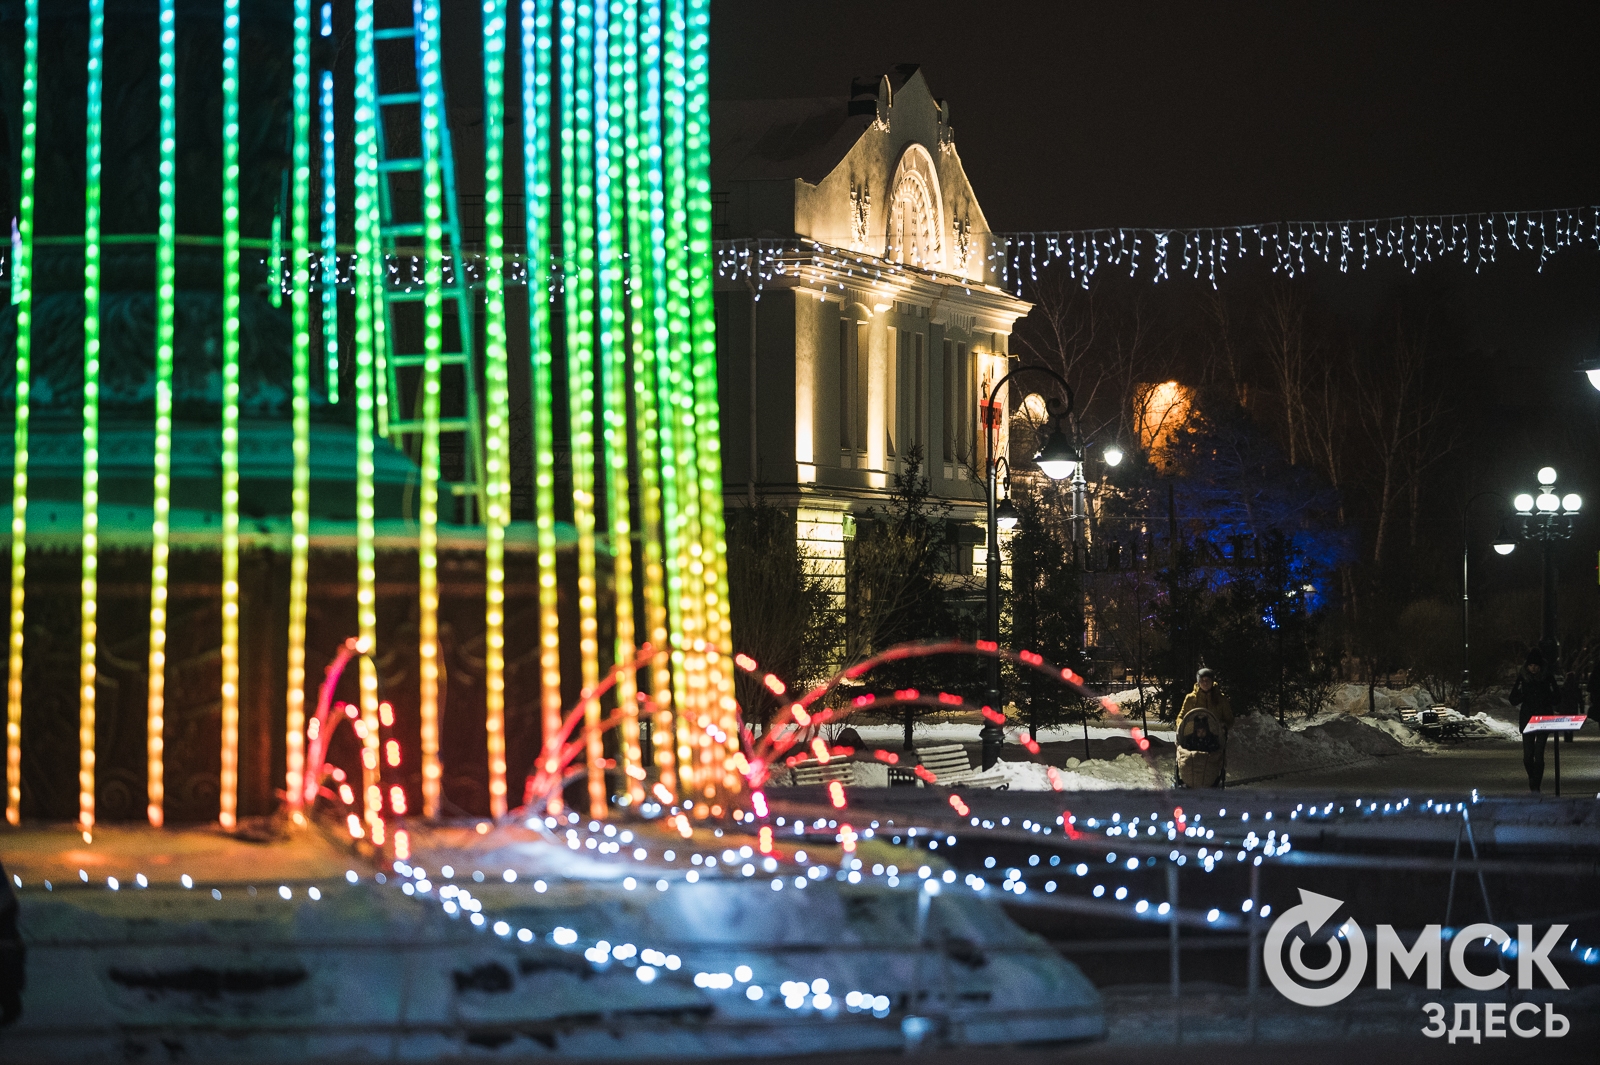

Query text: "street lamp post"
[982, 366, 1078, 769]
[1459, 491, 1515, 716]
[1511, 466, 1582, 661]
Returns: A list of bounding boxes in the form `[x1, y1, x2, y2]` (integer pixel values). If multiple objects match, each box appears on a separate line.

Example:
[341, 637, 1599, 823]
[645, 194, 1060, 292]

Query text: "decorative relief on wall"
[850, 181, 872, 250]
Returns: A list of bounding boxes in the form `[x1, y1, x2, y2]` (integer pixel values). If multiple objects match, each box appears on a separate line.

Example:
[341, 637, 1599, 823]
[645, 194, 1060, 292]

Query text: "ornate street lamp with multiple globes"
[1513, 466, 1581, 654]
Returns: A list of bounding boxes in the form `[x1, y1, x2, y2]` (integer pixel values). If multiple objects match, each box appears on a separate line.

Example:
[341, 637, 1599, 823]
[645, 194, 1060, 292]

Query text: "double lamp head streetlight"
[994, 424, 1122, 531]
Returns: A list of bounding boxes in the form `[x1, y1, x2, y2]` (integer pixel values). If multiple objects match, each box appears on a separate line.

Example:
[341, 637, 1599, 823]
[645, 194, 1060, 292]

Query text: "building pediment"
[713, 67, 996, 287]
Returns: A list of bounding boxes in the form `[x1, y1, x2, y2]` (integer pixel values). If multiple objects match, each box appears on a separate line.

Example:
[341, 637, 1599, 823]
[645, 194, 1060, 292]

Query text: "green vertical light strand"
[267, 203, 283, 307]
[597, 0, 640, 802]
[347, 0, 380, 821]
[660, 0, 704, 794]
[522, 0, 563, 807]
[79, 0, 104, 838]
[683, 0, 735, 790]
[417, 0, 446, 818]
[218, 0, 243, 829]
[4, 0, 37, 827]
[481, 0, 510, 818]
[639, 0, 690, 794]
[626, 0, 675, 796]
[146, 0, 177, 828]
[561, 0, 604, 817]
[285, 0, 314, 826]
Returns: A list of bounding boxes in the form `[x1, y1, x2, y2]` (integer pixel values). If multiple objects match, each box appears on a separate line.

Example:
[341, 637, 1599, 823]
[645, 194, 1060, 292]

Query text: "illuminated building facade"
[711, 67, 1032, 619]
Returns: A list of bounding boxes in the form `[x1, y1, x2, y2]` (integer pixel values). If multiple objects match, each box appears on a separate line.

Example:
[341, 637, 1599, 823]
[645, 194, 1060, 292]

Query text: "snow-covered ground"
[835, 684, 1527, 793]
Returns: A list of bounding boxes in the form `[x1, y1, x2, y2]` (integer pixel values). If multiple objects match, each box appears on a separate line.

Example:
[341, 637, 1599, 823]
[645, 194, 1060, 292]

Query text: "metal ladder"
[373, 9, 484, 525]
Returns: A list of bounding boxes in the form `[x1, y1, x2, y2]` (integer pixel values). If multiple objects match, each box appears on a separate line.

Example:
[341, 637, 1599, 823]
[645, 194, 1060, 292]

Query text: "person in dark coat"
[1509, 648, 1562, 793]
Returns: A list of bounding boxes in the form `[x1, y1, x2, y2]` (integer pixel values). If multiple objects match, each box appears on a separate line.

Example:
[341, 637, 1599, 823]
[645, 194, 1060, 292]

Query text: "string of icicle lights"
[230, 203, 1600, 302]
[714, 206, 1600, 295]
[4, 0, 737, 834]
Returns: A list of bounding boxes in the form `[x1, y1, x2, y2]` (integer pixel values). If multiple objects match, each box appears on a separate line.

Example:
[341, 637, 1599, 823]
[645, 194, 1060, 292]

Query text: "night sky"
[710, 1, 1600, 359]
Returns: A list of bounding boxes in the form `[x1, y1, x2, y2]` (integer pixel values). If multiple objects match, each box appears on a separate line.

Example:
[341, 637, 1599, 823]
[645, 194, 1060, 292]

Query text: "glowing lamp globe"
[1033, 429, 1081, 480]
[1588, 368, 1600, 392]
[1562, 493, 1582, 513]
[1538, 466, 1557, 486]
[1536, 492, 1559, 513]
[1493, 523, 1516, 555]
[1513, 493, 1534, 514]
[1102, 445, 1124, 467]
[995, 498, 1020, 531]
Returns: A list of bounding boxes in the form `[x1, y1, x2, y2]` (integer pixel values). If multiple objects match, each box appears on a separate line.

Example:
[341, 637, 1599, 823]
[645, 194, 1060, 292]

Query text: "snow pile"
[1459, 712, 1522, 742]
[1327, 683, 1437, 719]
[984, 757, 1158, 792]
[1223, 711, 1408, 781]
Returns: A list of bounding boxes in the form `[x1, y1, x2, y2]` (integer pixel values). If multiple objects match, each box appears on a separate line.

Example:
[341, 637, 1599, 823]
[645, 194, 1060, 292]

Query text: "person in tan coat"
[1175, 668, 1233, 787]
[1178, 668, 1233, 731]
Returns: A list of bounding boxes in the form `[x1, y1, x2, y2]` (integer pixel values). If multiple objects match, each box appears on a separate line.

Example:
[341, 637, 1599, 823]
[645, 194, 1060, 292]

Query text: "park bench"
[1399, 703, 1465, 741]
[791, 759, 857, 787]
[902, 744, 1010, 790]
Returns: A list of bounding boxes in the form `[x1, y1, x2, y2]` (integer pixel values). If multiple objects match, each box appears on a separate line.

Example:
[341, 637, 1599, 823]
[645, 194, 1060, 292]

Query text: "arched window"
[886, 144, 943, 269]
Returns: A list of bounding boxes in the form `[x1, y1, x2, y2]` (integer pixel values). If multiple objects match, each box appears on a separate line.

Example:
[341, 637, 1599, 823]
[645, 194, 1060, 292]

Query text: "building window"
[891, 327, 925, 462]
[839, 317, 868, 455]
[943, 339, 971, 465]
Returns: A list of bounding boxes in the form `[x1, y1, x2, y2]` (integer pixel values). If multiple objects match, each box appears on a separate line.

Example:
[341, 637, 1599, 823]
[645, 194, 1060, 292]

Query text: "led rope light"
[267, 202, 283, 307]
[320, 59, 338, 401]
[660, 0, 702, 793]
[633, 0, 676, 796]
[560, 0, 604, 817]
[684, 0, 737, 793]
[146, 0, 177, 828]
[4, 0, 37, 827]
[350, 0, 380, 823]
[218, 0, 243, 830]
[283, 0, 314, 826]
[600, 0, 641, 803]
[417, 0, 446, 819]
[482, 0, 510, 818]
[522, 0, 563, 811]
[79, 0, 105, 838]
